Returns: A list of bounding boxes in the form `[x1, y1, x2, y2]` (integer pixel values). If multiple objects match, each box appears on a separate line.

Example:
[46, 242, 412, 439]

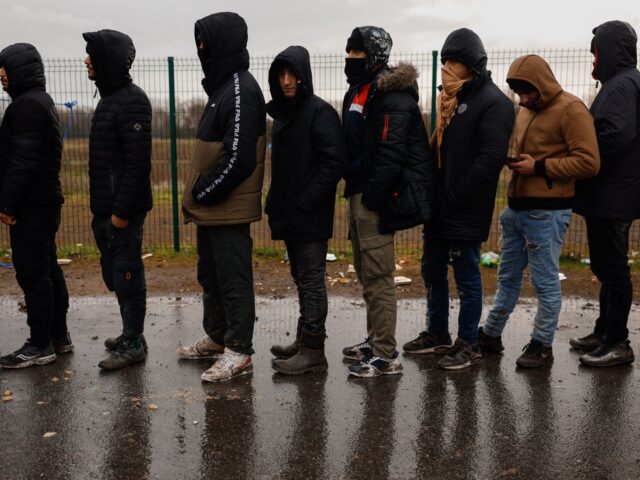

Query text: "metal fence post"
[430, 50, 438, 135]
[168, 56, 180, 252]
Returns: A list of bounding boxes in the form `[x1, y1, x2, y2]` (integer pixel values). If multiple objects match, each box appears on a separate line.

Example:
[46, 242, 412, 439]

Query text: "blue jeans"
[422, 237, 482, 347]
[483, 207, 572, 346]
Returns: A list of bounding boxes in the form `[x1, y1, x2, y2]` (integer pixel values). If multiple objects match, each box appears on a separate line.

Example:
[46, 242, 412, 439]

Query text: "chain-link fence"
[0, 49, 637, 257]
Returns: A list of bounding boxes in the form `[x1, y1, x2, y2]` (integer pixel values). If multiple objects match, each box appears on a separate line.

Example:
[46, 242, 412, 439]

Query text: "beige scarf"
[434, 61, 473, 168]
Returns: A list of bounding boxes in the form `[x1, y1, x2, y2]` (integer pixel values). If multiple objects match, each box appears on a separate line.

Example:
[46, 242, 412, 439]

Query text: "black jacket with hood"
[430, 28, 515, 242]
[574, 20, 640, 220]
[83, 30, 152, 220]
[342, 28, 435, 234]
[0, 43, 63, 217]
[182, 12, 267, 226]
[265, 46, 346, 242]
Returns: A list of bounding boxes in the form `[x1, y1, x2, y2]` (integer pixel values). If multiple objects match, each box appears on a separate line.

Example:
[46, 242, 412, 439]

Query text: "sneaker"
[52, 332, 74, 354]
[177, 335, 224, 360]
[438, 338, 482, 370]
[478, 327, 504, 354]
[516, 340, 553, 368]
[342, 337, 373, 361]
[402, 331, 452, 354]
[98, 338, 146, 370]
[201, 349, 253, 383]
[348, 351, 403, 378]
[105, 334, 148, 354]
[579, 340, 635, 367]
[0, 341, 57, 369]
[569, 332, 603, 352]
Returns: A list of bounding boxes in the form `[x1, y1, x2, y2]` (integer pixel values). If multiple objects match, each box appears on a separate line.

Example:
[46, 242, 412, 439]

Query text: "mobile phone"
[506, 156, 520, 164]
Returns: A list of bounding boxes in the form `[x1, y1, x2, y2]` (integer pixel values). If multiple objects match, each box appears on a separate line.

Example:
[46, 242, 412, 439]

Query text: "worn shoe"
[270, 339, 299, 359]
[516, 340, 553, 368]
[402, 331, 452, 354]
[569, 332, 604, 352]
[0, 340, 57, 369]
[579, 340, 635, 367]
[348, 351, 403, 378]
[105, 334, 148, 354]
[478, 327, 504, 354]
[437, 338, 482, 370]
[177, 335, 224, 360]
[342, 337, 373, 361]
[98, 338, 146, 370]
[201, 349, 253, 383]
[272, 345, 328, 375]
[52, 332, 74, 354]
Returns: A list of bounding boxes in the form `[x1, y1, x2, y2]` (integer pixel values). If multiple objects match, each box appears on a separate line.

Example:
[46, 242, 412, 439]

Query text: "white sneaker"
[177, 335, 224, 360]
[201, 349, 253, 383]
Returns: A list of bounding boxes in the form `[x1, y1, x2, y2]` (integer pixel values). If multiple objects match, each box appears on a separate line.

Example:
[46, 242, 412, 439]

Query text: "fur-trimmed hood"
[376, 62, 419, 100]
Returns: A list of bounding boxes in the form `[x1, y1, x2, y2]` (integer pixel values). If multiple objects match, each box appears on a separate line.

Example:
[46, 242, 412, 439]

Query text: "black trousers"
[92, 214, 147, 339]
[586, 217, 634, 343]
[10, 205, 69, 348]
[197, 224, 255, 355]
[285, 240, 329, 338]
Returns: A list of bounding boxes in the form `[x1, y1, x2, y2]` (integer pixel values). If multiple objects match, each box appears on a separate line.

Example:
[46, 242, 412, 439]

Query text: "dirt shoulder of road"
[1, 253, 637, 301]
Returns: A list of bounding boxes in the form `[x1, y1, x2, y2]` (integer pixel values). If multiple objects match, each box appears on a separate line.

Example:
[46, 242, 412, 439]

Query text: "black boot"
[272, 330, 327, 375]
[270, 339, 299, 359]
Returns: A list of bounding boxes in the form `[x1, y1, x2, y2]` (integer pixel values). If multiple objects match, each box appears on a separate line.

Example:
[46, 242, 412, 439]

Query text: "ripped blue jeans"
[483, 207, 572, 346]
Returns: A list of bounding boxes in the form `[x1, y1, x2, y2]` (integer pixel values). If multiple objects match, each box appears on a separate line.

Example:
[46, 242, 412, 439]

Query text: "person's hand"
[0, 213, 16, 225]
[508, 153, 536, 176]
[111, 214, 129, 229]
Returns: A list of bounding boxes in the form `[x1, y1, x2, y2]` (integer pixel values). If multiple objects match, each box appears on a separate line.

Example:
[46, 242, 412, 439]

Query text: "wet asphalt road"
[1, 295, 639, 480]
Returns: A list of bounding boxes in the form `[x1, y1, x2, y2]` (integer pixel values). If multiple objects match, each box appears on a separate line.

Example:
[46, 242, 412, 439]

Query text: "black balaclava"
[344, 26, 392, 86]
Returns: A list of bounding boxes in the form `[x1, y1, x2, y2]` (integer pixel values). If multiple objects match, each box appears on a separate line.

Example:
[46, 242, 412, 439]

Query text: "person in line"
[0, 43, 71, 368]
[480, 54, 600, 368]
[179, 12, 266, 383]
[83, 29, 153, 370]
[572, 20, 640, 367]
[266, 46, 346, 375]
[403, 29, 514, 370]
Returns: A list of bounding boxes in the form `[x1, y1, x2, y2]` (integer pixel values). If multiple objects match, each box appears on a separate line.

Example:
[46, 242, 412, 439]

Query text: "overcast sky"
[4, 0, 640, 58]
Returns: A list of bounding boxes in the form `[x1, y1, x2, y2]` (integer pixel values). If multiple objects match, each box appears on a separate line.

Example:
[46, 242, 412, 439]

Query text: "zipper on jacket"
[382, 114, 389, 142]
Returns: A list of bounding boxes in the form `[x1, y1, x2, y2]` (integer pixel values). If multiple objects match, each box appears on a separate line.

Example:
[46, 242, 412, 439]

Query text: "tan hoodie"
[506, 55, 600, 210]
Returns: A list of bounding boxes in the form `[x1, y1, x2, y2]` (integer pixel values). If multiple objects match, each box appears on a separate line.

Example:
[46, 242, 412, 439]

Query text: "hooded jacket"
[574, 21, 640, 220]
[0, 43, 63, 217]
[506, 54, 600, 211]
[83, 30, 152, 220]
[182, 12, 266, 226]
[430, 29, 515, 242]
[343, 54, 435, 234]
[265, 46, 346, 242]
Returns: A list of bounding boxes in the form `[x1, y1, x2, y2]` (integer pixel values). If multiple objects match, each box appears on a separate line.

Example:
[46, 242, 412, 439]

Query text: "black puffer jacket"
[574, 21, 640, 220]
[430, 28, 515, 242]
[83, 30, 152, 220]
[343, 62, 435, 233]
[0, 43, 63, 217]
[265, 46, 346, 242]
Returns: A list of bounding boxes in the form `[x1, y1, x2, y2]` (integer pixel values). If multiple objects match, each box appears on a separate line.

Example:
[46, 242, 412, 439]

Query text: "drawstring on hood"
[0, 43, 46, 99]
[82, 30, 135, 97]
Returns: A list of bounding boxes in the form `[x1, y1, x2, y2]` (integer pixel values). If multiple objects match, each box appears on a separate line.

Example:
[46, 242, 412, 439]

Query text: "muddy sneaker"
[177, 335, 224, 360]
[98, 338, 146, 370]
[579, 340, 635, 367]
[270, 339, 299, 359]
[478, 327, 504, 354]
[438, 338, 482, 370]
[570, 332, 603, 352]
[52, 332, 74, 354]
[402, 331, 452, 354]
[342, 337, 373, 361]
[0, 340, 57, 369]
[516, 340, 553, 368]
[201, 349, 253, 383]
[105, 334, 148, 354]
[348, 351, 403, 378]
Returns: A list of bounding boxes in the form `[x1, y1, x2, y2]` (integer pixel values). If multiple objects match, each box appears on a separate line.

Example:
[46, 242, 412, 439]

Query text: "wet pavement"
[1, 295, 639, 480]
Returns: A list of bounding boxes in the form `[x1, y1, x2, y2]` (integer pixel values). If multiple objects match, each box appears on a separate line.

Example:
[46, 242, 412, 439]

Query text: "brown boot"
[270, 339, 299, 359]
[272, 330, 327, 375]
